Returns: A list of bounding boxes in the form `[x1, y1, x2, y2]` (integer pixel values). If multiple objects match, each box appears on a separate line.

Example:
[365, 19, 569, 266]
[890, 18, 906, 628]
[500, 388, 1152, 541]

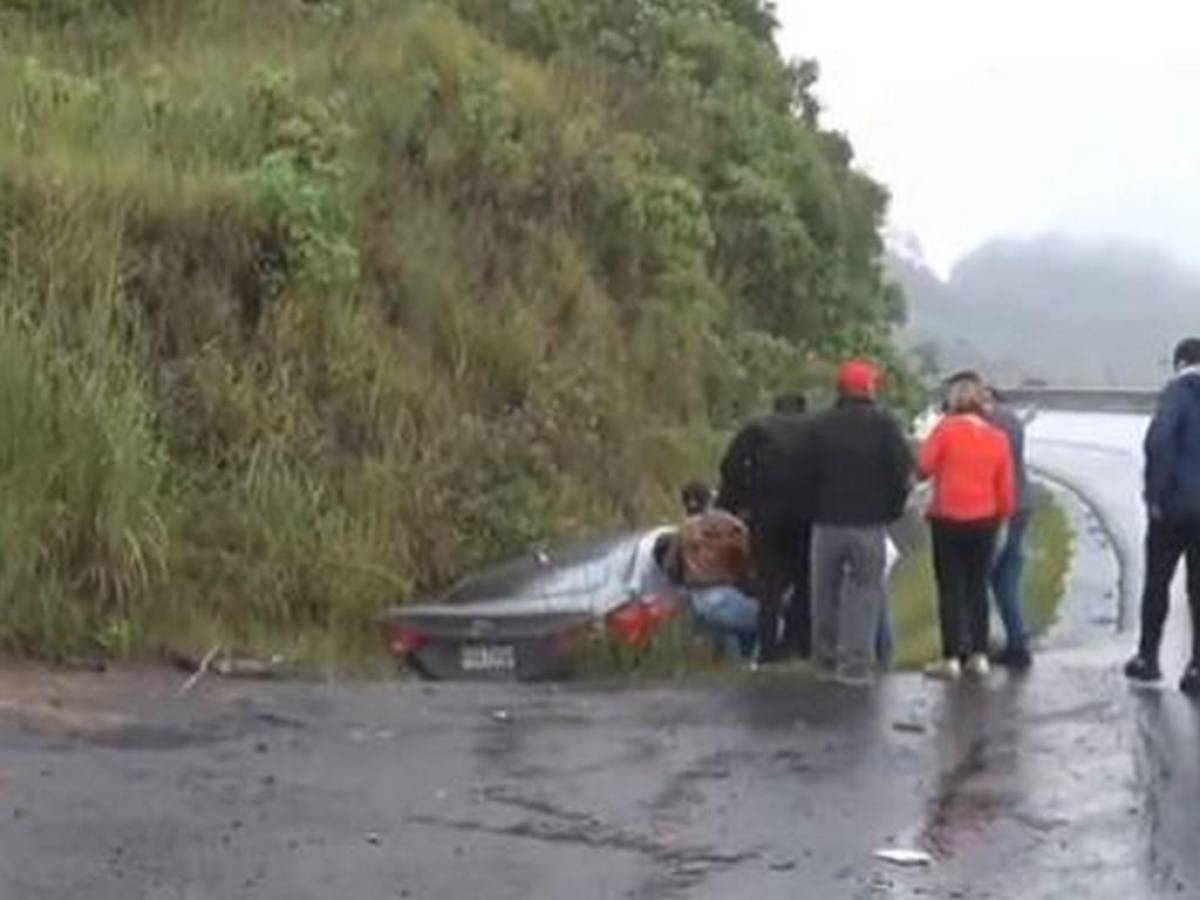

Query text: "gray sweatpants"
[811, 524, 888, 676]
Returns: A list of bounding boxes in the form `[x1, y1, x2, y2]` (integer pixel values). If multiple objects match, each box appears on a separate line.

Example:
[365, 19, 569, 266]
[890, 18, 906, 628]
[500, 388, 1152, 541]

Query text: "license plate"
[461, 644, 517, 672]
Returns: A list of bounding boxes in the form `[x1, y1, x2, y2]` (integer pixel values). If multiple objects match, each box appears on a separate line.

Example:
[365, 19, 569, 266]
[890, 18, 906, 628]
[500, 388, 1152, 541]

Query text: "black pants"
[1138, 516, 1200, 663]
[752, 520, 812, 660]
[931, 519, 998, 659]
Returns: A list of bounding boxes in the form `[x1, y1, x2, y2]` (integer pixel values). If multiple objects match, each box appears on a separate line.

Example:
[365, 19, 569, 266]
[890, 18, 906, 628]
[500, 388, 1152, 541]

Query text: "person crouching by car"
[664, 486, 759, 661]
[919, 373, 1016, 681]
[807, 361, 913, 685]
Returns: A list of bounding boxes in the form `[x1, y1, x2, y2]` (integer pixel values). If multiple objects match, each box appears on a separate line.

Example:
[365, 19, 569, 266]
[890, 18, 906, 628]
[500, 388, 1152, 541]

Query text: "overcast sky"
[775, 0, 1200, 276]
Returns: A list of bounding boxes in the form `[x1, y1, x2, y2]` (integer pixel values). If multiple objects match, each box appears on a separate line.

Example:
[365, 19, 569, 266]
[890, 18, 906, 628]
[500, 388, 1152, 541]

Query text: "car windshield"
[439, 532, 643, 605]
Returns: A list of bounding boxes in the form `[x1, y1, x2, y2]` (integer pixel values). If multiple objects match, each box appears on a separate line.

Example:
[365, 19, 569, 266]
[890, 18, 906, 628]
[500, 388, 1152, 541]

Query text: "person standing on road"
[985, 386, 1034, 670]
[1125, 338, 1200, 696]
[919, 373, 1016, 681]
[807, 361, 912, 684]
[717, 394, 814, 663]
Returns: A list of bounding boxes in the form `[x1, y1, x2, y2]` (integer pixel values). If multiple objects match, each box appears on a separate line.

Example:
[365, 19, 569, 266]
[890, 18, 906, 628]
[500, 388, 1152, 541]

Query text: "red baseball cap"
[837, 359, 881, 396]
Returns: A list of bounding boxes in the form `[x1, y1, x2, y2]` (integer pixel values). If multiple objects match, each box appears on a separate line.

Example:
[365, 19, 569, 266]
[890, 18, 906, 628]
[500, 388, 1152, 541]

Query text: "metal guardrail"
[996, 387, 1159, 414]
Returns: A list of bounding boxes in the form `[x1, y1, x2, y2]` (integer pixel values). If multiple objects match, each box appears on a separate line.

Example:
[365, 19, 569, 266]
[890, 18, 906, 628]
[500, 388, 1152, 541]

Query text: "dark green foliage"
[0, 0, 911, 663]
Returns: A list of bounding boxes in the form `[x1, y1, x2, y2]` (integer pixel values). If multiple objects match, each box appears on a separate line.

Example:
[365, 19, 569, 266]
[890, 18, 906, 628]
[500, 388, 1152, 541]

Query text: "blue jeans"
[876, 603, 894, 669]
[990, 509, 1030, 653]
[689, 586, 759, 660]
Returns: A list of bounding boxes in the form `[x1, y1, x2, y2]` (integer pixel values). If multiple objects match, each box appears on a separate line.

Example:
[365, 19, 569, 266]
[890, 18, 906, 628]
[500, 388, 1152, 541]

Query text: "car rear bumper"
[379, 609, 594, 681]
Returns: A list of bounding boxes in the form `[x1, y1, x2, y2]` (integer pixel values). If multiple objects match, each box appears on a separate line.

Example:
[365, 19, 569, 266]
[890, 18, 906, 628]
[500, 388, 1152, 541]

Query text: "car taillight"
[606, 593, 679, 647]
[388, 626, 428, 655]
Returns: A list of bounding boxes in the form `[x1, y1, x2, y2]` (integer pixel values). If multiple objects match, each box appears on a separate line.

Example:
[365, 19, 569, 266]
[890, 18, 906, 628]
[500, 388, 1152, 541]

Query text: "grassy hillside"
[0, 0, 911, 664]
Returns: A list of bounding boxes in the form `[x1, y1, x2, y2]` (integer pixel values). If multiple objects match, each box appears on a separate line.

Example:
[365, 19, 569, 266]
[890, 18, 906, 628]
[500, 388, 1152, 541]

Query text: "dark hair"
[939, 370, 983, 412]
[943, 369, 983, 387]
[1174, 339, 1200, 369]
[680, 480, 712, 515]
[773, 393, 807, 414]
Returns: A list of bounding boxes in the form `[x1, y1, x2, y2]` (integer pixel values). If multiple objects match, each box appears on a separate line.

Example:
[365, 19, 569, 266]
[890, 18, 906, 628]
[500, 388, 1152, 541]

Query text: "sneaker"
[1180, 662, 1200, 697]
[835, 666, 874, 687]
[990, 647, 1033, 671]
[924, 658, 962, 681]
[966, 654, 990, 678]
[1124, 655, 1162, 683]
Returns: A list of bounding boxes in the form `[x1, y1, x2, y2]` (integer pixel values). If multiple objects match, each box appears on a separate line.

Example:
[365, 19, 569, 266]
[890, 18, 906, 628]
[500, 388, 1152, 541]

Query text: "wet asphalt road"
[0, 412, 1197, 899]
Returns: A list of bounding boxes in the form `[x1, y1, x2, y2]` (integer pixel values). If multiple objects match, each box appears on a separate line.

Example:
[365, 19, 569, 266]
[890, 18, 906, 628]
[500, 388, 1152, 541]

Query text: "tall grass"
[889, 490, 1073, 668]
[0, 0, 904, 665]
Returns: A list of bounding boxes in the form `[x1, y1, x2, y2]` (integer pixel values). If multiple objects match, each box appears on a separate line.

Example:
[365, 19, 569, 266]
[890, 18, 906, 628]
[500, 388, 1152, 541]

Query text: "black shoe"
[1124, 655, 1162, 682]
[991, 647, 1033, 671]
[1180, 662, 1200, 697]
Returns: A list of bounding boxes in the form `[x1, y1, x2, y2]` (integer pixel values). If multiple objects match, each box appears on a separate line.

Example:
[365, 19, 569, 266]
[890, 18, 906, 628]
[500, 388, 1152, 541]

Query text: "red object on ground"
[386, 626, 428, 656]
[606, 593, 679, 647]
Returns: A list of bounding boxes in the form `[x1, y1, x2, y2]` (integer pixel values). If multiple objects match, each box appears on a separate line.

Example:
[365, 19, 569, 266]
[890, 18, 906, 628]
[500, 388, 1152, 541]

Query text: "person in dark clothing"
[807, 360, 913, 683]
[1125, 338, 1200, 696]
[681, 480, 714, 517]
[984, 386, 1034, 669]
[717, 393, 812, 662]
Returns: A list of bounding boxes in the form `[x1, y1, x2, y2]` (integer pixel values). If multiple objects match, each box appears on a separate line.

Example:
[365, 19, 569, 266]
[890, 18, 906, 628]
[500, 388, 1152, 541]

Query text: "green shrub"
[0, 0, 914, 666]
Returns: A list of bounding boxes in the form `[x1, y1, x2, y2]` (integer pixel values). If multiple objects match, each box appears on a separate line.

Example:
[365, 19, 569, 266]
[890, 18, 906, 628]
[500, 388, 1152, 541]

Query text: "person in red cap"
[804, 360, 913, 684]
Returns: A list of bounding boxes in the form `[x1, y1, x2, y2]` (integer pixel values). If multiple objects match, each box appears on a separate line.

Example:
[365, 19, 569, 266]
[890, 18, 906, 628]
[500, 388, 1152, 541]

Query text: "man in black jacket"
[807, 360, 912, 684]
[717, 394, 813, 662]
[1125, 338, 1200, 695]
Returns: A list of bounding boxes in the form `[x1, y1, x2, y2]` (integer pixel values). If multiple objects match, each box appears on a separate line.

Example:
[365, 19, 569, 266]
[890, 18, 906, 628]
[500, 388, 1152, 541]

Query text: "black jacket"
[1145, 371, 1200, 520]
[806, 397, 913, 527]
[717, 413, 812, 527]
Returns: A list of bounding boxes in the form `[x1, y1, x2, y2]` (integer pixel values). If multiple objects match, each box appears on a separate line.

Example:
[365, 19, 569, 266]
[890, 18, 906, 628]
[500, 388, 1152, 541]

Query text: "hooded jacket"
[1144, 368, 1200, 520]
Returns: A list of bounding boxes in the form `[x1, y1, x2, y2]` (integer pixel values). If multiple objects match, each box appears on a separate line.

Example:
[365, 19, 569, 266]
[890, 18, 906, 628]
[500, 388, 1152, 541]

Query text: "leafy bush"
[0, 0, 914, 665]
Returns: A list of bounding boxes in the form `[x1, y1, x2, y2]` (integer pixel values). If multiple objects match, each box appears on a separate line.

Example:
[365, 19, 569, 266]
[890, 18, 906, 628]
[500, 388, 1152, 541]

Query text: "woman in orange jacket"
[918, 372, 1016, 680]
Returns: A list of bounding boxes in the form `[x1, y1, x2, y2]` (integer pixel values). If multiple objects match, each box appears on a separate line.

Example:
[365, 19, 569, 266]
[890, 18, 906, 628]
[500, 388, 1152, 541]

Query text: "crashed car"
[379, 528, 682, 681]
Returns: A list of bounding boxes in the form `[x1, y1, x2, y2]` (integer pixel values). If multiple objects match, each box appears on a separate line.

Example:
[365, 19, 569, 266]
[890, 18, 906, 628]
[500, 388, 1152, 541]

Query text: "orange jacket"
[918, 414, 1016, 522]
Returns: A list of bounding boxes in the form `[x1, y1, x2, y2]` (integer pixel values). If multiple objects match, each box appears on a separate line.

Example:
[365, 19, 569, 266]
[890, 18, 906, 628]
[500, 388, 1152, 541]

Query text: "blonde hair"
[945, 377, 988, 414]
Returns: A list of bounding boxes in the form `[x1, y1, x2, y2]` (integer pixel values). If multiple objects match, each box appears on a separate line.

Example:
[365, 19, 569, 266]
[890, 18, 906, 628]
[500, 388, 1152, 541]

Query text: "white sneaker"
[966, 654, 990, 678]
[924, 658, 962, 681]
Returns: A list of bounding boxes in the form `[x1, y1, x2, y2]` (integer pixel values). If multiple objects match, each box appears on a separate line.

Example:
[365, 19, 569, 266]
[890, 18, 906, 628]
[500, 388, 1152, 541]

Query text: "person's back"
[717, 394, 810, 523]
[1128, 337, 1200, 695]
[676, 509, 750, 589]
[920, 414, 1014, 523]
[750, 412, 813, 527]
[809, 397, 911, 528]
[807, 360, 912, 684]
[1145, 369, 1200, 521]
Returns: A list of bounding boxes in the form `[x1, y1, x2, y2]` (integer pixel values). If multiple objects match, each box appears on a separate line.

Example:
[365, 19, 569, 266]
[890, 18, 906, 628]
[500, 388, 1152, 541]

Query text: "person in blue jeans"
[985, 385, 1033, 669]
[689, 585, 759, 660]
[662, 490, 760, 662]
